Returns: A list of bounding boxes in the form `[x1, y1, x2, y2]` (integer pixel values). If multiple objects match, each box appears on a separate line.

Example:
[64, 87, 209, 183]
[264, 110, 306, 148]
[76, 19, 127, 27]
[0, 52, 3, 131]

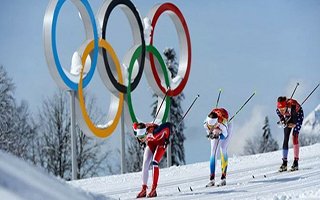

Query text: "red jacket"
[286, 99, 301, 113]
[146, 122, 171, 151]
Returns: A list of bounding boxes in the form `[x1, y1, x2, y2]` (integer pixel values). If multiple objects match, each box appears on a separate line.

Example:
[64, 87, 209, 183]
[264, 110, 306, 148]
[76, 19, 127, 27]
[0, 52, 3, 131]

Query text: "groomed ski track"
[71, 144, 320, 200]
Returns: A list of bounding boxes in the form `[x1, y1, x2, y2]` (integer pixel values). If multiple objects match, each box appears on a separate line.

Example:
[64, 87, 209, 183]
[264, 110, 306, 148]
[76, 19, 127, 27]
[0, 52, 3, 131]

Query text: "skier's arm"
[276, 109, 287, 127]
[276, 109, 285, 122]
[203, 120, 212, 136]
[204, 122, 219, 140]
[290, 105, 298, 124]
[292, 109, 304, 135]
[218, 123, 228, 139]
[147, 123, 171, 142]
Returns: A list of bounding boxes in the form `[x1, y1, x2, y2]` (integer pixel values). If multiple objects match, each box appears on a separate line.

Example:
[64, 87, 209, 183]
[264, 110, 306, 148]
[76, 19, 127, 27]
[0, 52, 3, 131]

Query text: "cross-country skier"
[204, 108, 233, 187]
[133, 121, 171, 198]
[276, 96, 304, 172]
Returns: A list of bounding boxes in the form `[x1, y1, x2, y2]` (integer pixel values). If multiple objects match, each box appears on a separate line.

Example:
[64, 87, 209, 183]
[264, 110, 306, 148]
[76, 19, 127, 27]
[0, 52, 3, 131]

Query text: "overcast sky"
[0, 0, 319, 164]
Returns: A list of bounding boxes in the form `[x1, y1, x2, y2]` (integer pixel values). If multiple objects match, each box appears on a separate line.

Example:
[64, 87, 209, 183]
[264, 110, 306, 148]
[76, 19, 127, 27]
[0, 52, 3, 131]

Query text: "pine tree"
[244, 116, 279, 155]
[259, 116, 279, 153]
[151, 48, 186, 166]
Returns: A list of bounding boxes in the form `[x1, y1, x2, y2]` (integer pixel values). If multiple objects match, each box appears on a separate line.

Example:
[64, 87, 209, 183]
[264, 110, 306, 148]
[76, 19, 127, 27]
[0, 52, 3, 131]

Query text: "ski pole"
[177, 94, 200, 127]
[300, 83, 319, 107]
[216, 88, 222, 108]
[229, 92, 256, 122]
[283, 82, 300, 116]
[289, 82, 299, 100]
[152, 87, 170, 124]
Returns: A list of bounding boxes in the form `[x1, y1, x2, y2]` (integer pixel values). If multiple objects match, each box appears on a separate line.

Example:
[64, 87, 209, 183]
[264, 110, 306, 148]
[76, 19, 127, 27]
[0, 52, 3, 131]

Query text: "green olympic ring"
[127, 45, 171, 124]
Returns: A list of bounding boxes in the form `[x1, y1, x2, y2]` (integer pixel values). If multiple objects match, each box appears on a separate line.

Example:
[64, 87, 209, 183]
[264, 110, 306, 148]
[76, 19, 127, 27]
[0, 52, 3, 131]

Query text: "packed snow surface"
[71, 143, 320, 200]
[1, 143, 319, 200]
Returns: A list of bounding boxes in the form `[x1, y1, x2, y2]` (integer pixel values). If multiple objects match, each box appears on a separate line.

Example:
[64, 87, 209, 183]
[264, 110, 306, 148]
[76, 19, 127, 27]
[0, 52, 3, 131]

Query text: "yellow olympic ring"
[77, 39, 124, 138]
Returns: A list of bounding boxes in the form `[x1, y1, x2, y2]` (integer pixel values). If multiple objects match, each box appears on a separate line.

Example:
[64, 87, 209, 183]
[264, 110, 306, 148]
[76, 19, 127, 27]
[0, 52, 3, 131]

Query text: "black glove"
[206, 132, 219, 139]
[164, 138, 170, 148]
[277, 120, 287, 128]
[137, 138, 146, 148]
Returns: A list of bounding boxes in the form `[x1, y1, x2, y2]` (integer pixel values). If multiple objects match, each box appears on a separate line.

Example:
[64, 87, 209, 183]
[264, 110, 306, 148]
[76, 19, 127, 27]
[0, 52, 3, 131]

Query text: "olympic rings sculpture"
[43, 0, 191, 138]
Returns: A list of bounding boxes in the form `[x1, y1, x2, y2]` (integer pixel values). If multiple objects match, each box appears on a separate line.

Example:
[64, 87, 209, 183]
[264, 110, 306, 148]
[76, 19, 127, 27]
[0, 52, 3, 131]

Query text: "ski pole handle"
[289, 82, 299, 100]
[216, 89, 222, 108]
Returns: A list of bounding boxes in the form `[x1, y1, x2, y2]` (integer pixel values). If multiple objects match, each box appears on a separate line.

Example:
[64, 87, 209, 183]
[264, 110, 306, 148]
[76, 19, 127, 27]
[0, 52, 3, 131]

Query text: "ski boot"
[217, 174, 226, 187]
[279, 159, 288, 172]
[205, 180, 215, 187]
[290, 159, 299, 171]
[205, 174, 215, 187]
[217, 179, 226, 187]
[136, 185, 147, 198]
[147, 184, 157, 198]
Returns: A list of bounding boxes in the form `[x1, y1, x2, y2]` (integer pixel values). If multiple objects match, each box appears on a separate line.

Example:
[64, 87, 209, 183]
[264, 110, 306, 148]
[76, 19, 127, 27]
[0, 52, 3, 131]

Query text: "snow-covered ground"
[1, 143, 320, 200]
[70, 143, 320, 200]
[0, 151, 111, 200]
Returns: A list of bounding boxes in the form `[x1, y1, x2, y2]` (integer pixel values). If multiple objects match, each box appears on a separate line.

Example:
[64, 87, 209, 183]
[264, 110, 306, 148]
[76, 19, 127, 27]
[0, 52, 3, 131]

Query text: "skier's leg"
[151, 145, 166, 187]
[148, 145, 166, 197]
[292, 109, 304, 161]
[292, 134, 299, 160]
[220, 122, 232, 182]
[291, 109, 304, 170]
[137, 147, 153, 198]
[279, 127, 291, 171]
[142, 146, 153, 185]
[291, 134, 299, 171]
[282, 127, 291, 160]
[206, 139, 219, 187]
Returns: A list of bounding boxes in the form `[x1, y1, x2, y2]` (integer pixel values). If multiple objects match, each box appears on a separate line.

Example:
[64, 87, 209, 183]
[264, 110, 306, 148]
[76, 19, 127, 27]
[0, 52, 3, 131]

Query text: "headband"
[277, 101, 287, 108]
[206, 116, 218, 125]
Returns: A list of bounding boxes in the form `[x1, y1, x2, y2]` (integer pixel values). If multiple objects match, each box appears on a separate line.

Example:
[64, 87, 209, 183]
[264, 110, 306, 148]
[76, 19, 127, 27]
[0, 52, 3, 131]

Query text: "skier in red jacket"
[276, 96, 304, 172]
[133, 121, 171, 198]
[203, 108, 233, 187]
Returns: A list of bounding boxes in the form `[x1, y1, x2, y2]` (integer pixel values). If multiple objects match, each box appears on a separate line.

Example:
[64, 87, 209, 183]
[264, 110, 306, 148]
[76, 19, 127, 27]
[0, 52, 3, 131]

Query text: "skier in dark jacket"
[276, 96, 304, 172]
